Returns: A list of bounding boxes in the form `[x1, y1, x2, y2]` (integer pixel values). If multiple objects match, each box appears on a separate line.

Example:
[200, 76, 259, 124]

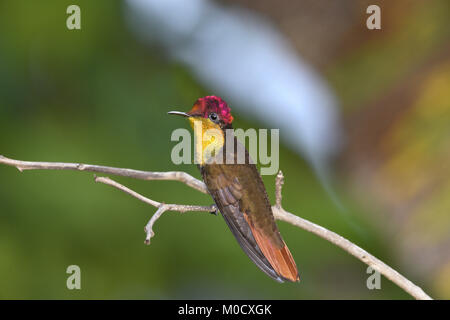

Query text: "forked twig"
[93, 175, 216, 244]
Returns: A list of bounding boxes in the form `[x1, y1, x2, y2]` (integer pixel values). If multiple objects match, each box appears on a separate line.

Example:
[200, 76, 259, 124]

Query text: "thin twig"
[0, 155, 433, 299]
[94, 175, 216, 244]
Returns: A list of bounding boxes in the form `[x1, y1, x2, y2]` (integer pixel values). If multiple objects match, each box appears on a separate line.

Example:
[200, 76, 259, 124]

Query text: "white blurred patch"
[125, 0, 344, 188]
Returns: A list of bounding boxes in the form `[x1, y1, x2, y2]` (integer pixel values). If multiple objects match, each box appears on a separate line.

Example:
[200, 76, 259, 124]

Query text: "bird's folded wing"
[205, 166, 298, 282]
[210, 181, 285, 282]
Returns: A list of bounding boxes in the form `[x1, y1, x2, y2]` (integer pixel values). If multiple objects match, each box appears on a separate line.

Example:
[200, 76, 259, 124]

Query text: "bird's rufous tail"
[244, 214, 299, 282]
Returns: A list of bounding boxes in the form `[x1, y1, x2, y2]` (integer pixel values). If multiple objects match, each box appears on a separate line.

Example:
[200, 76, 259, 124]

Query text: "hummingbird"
[169, 96, 299, 282]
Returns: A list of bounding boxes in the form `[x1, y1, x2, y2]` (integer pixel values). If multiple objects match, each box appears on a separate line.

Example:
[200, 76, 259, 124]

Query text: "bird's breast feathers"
[189, 117, 225, 165]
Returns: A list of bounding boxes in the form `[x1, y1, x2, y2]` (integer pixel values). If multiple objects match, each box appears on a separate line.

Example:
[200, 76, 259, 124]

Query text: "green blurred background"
[0, 0, 449, 299]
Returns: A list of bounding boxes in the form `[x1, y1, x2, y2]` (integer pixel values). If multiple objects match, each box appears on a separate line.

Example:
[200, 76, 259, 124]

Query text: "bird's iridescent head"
[189, 96, 233, 125]
[168, 96, 233, 128]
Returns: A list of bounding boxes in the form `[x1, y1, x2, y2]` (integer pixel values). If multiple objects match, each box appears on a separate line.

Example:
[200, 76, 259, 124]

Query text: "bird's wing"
[202, 164, 299, 282]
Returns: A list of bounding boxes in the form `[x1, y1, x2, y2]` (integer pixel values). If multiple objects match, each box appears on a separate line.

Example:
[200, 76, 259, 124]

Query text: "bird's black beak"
[168, 111, 190, 117]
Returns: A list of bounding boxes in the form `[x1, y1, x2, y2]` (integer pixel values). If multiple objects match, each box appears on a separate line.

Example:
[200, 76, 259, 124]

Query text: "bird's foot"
[209, 204, 218, 215]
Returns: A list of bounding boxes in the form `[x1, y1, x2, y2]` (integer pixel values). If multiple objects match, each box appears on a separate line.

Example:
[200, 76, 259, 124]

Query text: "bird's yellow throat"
[189, 117, 225, 165]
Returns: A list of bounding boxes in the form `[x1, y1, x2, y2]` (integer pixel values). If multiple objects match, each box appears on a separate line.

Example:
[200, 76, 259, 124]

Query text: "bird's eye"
[209, 112, 219, 122]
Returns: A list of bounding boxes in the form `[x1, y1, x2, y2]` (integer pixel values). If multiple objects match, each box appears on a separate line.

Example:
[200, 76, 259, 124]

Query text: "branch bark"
[0, 155, 207, 193]
[271, 172, 432, 300]
[94, 176, 217, 244]
[0, 155, 432, 300]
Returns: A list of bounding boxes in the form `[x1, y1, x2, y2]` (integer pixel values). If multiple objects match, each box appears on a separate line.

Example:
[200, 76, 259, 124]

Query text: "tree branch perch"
[0, 155, 432, 300]
[93, 175, 217, 244]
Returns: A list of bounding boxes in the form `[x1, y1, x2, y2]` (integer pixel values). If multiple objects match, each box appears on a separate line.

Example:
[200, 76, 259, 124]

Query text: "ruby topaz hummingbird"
[169, 96, 299, 282]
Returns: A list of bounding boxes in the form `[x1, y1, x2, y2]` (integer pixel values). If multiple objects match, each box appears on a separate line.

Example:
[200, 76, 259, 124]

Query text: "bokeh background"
[0, 0, 449, 299]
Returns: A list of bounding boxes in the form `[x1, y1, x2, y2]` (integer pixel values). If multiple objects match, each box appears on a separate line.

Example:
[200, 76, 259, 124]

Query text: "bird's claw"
[210, 204, 218, 215]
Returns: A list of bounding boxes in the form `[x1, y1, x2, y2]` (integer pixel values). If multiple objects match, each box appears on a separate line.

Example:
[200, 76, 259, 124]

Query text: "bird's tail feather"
[244, 213, 299, 282]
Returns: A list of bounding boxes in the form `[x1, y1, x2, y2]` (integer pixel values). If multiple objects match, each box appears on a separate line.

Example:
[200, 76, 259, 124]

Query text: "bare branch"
[0, 155, 207, 194]
[94, 175, 216, 244]
[272, 170, 432, 300]
[273, 206, 432, 300]
[0, 155, 433, 299]
[144, 206, 169, 244]
[275, 170, 284, 209]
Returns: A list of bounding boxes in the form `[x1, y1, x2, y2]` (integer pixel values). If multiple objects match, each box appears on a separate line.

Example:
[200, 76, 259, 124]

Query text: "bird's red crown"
[188, 96, 234, 124]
